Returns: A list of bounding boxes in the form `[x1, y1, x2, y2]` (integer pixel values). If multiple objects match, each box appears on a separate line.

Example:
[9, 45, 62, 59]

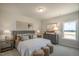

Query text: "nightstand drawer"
[1, 41, 11, 48]
[0, 40, 14, 53]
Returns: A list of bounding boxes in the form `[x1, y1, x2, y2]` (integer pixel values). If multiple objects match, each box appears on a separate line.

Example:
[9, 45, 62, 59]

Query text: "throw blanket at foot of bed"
[17, 38, 52, 56]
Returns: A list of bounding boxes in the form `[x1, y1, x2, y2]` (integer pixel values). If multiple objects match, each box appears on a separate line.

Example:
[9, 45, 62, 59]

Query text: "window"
[63, 21, 76, 40]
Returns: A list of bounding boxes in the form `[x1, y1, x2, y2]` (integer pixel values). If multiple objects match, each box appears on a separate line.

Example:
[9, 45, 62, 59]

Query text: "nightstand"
[0, 40, 14, 53]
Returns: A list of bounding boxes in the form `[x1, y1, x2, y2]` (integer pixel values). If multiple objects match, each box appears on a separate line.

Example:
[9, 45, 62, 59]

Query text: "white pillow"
[22, 35, 29, 40]
[33, 35, 37, 39]
[17, 34, 22, 37]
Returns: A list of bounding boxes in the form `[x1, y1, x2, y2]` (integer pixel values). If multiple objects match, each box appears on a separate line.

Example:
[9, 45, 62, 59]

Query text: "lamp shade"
[37, 30, 40, 33]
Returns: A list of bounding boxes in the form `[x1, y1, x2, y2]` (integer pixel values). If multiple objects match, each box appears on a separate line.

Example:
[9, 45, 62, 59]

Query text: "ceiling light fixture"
[36, 7, 46, 13]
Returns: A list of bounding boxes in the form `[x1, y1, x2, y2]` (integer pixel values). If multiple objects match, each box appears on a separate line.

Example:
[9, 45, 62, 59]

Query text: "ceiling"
[0, 3, 79, 20]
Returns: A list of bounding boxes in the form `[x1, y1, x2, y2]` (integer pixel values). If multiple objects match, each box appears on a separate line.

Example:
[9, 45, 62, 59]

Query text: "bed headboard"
[12, 30, 35, 48]
[12, 30, 35, 39]
[12, 30, 35, 35]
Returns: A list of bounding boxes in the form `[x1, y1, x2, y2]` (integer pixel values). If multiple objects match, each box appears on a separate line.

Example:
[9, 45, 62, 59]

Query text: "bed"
[17, 38, 52, 56]
[12, 31, 53, 56]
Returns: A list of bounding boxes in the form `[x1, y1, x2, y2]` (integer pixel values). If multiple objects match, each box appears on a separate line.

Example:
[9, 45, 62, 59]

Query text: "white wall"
[41, 11, 79, 48]
[0, 5, 17, 31]
[16, 15, 41, 31]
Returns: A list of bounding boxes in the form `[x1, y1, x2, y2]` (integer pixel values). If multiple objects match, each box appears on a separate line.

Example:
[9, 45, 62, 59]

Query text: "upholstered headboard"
[12, 30, 35, 36]
[12, 30, 35, 35]
[12, 30, 35, 48]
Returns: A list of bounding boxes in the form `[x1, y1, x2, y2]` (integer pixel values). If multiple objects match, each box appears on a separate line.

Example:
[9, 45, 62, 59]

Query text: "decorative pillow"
[17, 34, 22, 37]
[22, 35, 29, 40]
[33, 35, 37, 39]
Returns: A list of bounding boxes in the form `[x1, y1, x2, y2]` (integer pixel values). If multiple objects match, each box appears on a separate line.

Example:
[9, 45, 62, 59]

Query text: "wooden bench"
[47, 44, 53, 54]
[41, 46, 50, 56]
[32, 44, 53, 56]
[32, 49, 44, 56]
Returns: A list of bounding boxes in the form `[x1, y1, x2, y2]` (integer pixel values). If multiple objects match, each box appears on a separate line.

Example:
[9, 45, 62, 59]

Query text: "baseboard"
[59, 43, 79, 49]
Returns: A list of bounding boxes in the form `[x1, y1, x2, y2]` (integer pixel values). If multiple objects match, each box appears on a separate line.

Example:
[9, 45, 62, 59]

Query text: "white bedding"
[17, 38, 52, 56]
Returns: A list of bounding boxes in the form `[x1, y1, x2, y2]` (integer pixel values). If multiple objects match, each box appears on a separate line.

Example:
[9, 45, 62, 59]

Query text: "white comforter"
[17, 38, 52, 56]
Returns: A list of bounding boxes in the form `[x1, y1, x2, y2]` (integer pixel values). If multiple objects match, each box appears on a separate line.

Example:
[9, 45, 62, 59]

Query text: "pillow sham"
[22, 35, 29, 40]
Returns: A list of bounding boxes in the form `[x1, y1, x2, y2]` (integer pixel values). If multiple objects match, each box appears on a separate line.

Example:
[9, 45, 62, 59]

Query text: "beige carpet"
[0, 45, 79, 56]
[0, 49, 19, 56]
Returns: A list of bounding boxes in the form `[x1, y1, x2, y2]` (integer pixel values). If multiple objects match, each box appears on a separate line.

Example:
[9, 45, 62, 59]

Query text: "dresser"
[43, 33, 59, 44]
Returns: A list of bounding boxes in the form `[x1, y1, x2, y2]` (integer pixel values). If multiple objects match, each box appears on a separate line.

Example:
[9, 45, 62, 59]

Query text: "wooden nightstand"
[0, 40, 14, 53]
